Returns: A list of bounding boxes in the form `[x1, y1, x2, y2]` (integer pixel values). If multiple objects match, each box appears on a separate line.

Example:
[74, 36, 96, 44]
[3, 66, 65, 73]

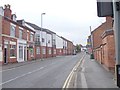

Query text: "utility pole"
[113, 0, 120, 87]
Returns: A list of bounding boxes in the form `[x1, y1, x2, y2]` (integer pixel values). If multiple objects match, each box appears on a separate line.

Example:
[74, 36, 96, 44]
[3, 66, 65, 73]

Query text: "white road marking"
[0, 68, 16, 72]
[80, 59, 88, 88]
[81, 72, 88, 88]
[0, 67, 44, 85]
[81, 67, 85, 72]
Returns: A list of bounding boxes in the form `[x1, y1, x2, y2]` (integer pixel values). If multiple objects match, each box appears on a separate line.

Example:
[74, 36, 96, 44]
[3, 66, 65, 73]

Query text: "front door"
[4, 46, 8, 64]
[24, 47, 26, 61]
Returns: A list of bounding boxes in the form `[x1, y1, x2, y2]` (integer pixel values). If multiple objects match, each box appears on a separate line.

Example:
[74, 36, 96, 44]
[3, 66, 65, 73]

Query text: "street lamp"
[41, 13, 46, 60]
[90, 26, 94, 59]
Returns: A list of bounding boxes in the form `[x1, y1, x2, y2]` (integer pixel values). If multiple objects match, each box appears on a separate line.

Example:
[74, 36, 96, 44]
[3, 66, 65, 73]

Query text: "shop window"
[10, 45, 16, 57]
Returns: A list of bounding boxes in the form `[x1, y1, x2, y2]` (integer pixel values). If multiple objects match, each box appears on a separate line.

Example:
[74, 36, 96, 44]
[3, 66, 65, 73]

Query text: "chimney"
[4, 4, 12, 19]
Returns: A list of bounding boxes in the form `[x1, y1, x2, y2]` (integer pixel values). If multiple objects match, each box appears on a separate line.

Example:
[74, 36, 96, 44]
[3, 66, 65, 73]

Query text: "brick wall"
[92, 16, 113, 49]
[102, 33, 115, 71]
[92, 17, 115, 72]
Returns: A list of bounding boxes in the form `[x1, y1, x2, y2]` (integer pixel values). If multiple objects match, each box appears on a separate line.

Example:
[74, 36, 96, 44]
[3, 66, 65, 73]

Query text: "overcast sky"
[0, 0, 105, 45]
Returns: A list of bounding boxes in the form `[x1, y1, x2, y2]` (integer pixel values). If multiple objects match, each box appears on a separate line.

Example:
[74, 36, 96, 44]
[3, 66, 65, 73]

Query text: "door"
[24, 47, 26, 61]
[4, 47, 7, 64]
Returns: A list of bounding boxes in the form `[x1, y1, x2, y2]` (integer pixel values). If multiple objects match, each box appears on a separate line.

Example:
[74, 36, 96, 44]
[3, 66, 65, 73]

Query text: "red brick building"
[67, 40, 74, 55]
[92, 16, 115, 71]
[1, 5, 35, 64]
[101, 30, 115, 71]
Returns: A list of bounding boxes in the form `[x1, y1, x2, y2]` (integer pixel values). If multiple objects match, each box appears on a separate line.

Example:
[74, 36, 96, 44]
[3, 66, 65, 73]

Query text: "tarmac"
[0, 53, 120, 89]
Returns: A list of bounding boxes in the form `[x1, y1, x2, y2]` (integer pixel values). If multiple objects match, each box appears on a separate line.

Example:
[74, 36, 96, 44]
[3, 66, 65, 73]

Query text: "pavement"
[77, 53, 119, 88]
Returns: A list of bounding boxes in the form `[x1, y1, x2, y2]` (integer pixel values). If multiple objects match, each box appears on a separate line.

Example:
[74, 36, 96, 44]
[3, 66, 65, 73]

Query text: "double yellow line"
[62, 54, 85, 89]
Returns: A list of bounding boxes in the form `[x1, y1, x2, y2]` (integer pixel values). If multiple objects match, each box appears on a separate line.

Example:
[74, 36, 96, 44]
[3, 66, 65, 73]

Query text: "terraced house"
[1, 5, 35, 64]
[0, 4, 74, 64]
[91, 16, 115, 72]
[25, 22, 57, 59]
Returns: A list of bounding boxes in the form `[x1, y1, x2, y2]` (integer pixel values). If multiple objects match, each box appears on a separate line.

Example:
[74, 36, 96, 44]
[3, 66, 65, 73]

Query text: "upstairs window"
[42, 38, 45, 42]
[19, 29, 23, 39]
[30, 33, 34, 42]
[35, 34, 40, 42]
[10, 25, 15, 37]
[48, 40, 50, 44]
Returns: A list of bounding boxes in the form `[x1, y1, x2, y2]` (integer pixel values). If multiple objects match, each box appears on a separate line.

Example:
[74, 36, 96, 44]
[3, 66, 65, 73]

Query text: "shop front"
[17, 40, 27, 62]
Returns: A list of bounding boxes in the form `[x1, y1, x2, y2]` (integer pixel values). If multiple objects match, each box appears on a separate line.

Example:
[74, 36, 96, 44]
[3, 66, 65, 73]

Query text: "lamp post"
[90, 26, 94, 59]
[41, 13, 46, 60]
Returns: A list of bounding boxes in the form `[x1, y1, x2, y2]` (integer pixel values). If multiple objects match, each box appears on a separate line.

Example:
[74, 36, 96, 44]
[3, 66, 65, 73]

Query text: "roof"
[4, 17, 35, 33]
[25, 22, 56, 34]
[91, 22, 106, 34]
[25, 22, 41, 30]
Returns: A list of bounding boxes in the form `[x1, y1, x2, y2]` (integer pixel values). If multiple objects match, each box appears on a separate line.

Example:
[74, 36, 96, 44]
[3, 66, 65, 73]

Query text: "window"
[42, 48, 46, 54]
[42, 38, 45, 42]
[48, 40, 50, 44]
[60, 50, 61, 53]
[10, 45, 16, 57]
[30, 48, 34, 57]
[35, 34, 40, 42]
[30, 33, 34, 42]
[49, 48, 51, 54]
[19, 46, 23, 59]
[53, 39, 55, 45]
[10, 25, 15, 37]
[19, 29, 23, 39]
[36, 47, 40, 54]
[54, 49, 56, 54]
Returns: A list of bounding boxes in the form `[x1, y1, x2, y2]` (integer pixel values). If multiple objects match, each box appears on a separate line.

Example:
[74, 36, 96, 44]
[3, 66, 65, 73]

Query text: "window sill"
[10, 57, 16, 58]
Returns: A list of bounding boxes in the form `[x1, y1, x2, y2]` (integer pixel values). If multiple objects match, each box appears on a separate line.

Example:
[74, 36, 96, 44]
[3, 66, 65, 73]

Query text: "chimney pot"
[4, 5, 7, 8]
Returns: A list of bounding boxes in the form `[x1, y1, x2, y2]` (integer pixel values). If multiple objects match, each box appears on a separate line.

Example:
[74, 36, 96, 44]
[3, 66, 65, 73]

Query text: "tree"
[76, 44, 81, 53]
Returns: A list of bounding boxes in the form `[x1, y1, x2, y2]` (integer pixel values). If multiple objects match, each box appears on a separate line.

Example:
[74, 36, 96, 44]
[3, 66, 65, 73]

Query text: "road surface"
[1, 52, 84, 88]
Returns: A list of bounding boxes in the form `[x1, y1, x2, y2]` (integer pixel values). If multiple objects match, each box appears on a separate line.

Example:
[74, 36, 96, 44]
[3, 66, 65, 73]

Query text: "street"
[1, 52, 85, 88]
[1, 52, 118, 89]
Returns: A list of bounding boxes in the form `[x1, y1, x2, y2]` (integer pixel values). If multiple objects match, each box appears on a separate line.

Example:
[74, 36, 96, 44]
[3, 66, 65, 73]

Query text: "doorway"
[4, 45, 8, 64]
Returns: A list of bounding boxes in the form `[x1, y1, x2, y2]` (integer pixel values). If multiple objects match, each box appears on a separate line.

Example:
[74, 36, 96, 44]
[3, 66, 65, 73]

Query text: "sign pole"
[113, 0, 120, 87]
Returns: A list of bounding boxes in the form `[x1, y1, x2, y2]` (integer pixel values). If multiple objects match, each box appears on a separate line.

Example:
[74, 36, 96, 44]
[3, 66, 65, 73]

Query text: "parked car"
[73, 50, 76, 55]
